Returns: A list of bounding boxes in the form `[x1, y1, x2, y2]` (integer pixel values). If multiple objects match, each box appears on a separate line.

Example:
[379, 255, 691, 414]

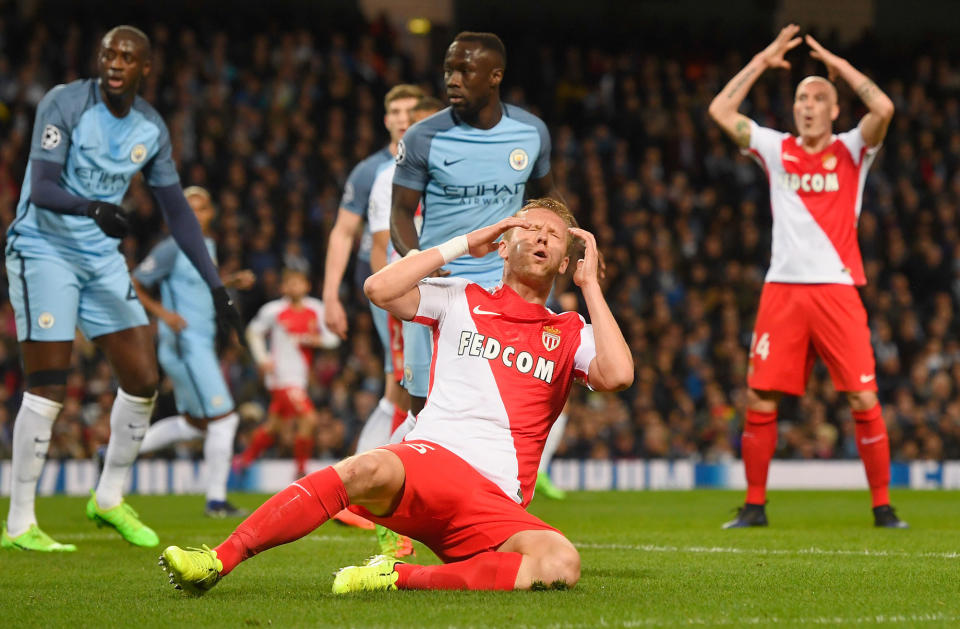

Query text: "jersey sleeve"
[392, 124, 431, 191]
[745, 120, 788, 172]
[132, 238, 179, 287]
[838, 126, 881, 167]
[367, 166, 393, 234]
[530, 116, 552, 180]
[247, 301, 279, 337]
[412, 277, 470, 326]
[573, 322, 597, 384]
[29, 86, 73, 165]
[340, 159, 378, 216]
[142, 116, 180, 188]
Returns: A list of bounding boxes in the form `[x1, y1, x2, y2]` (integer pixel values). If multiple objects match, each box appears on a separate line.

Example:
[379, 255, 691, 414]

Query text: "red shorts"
[387, 313, 404, 385]
[748, 283, 877, 396]
[268, 387, 315, 420]
[350, 441, 558, 563]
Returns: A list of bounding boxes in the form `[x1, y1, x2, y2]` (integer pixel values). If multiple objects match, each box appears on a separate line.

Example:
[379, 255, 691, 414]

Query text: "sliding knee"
[537, 546, 581, 588]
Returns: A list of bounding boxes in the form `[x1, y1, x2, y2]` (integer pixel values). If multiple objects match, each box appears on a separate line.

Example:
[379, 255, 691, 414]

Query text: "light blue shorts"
[402, 267, 503, 397]
[6, 248, 148, 342]
[158, 333, 234, 419]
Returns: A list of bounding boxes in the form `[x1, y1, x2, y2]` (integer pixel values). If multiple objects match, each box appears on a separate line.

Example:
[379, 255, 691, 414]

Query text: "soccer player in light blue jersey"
[1, 27, 243, 552]
[321, 84, 422, 530]
[389, 32, 569, 499]
[133, 187, 255, 519]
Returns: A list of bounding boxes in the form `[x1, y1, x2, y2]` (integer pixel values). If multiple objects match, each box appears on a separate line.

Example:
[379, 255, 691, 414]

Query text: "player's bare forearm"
[708, 57, 766, 148]
[132, 279, 166, 319]
[365, 249, 444, 321]
[581, 282, 634, 392]
[390, 185, 423, 256]
[321, 209, 362, 302]
[838, 61, 894, 145]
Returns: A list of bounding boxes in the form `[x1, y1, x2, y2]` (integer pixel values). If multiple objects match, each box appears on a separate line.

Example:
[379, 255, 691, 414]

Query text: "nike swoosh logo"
[860, 434, 885, 445]
[79, 144, 96, 152]
[859, 374, 875, 383]
[443, 158, 465, 166]
[34, 437, 50, 443]
[128, 423, 148, 430]
[472, 305, 499, 316]
[782, 153, 800, 162]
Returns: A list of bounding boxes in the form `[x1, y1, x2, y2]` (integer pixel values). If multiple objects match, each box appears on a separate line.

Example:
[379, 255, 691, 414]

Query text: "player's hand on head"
[86, 201, 129, 239]
[805, 34, 842, 81]
[759, 24, 802, 70]
[324, 298, 349, 339]
[569, 227, 600, 288]
[466, 216, 531, 257]
[212, 286, 247, 348]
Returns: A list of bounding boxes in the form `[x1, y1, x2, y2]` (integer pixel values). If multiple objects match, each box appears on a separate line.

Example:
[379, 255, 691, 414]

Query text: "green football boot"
[1, 522, 77, 552]
[332, 555, 402, 594]
[375, 524, 415, 559]
[159, 544, 223, 596]
[86, 490, 159, 547]
[536, 470, 567, 500]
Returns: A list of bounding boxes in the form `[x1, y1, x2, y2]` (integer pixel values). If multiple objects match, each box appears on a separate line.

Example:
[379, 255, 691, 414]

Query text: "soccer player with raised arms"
[390, 32, 571, 499]
[1, 26, 243, 551]
[158, 198, 633, 595]
[708, 25, 905, 528]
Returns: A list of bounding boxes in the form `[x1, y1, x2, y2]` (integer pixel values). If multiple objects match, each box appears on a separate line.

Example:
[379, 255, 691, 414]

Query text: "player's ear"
[498, 237, 509, 260]
[830, 102, 839, 121]
[490, 67, 503, 89]
[558, 255, 569, 274]
[141, 58, 152, 79]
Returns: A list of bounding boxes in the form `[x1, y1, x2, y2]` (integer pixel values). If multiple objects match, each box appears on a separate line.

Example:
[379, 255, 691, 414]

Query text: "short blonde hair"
[515, 197, 576, 254]
[384, 84, 425, 109]
[183, 185, 211, 201]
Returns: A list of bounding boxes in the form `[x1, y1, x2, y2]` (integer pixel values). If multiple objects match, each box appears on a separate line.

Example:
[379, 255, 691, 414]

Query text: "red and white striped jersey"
[746, 120, 879, 285]
[247, 297, 339, 390]
[405, 278, 596, 506]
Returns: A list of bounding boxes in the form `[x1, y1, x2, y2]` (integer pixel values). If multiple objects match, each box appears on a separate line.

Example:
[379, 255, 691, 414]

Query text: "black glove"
[212, 286, 247, 348]
[86, 201, 129, 238]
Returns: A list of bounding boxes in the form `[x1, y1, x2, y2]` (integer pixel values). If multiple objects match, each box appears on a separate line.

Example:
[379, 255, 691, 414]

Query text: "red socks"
[395, 551, 522, 591]
[215, 466, 348, 576]
[239, 427, 275, 467]
[294, 436, 314, 477]
[742, 409, 778, 505]
[852, 403, 890, 507]
[390, 405, 407, 432]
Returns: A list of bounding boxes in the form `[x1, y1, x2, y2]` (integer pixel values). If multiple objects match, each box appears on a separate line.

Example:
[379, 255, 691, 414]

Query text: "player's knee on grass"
[334, 449, 404, 508]
[528, 546, 580, 590]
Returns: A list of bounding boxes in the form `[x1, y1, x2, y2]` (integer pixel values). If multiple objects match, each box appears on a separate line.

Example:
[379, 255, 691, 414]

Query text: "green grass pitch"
[2, 490, 959, 627]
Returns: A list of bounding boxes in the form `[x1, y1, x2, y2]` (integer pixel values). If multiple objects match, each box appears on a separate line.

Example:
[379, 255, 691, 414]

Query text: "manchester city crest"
[509, 148, 529, 171]
[130, 143, 147, 164]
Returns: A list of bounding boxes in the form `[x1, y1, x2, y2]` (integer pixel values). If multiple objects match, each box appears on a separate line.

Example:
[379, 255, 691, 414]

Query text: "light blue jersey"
[8, 78, 179, 262]
[393, 103, 551, 279]
[340, 146, 394, 263]
[5, 78, 177, 342]
[134, 236, 233, 419]
[393, 103, 552, 396]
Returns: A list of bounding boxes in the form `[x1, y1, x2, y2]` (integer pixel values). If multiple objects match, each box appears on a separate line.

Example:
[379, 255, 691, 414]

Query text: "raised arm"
[805, 35, 894, 147]
[367, 216, 531, 321]
[569, 228, 634, 392]
[708, 24, 802, 148]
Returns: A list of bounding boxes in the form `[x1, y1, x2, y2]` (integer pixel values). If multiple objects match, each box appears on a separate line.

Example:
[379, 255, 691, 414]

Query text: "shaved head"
[796, 75, 837, 103]
[103, 25, 151, 56]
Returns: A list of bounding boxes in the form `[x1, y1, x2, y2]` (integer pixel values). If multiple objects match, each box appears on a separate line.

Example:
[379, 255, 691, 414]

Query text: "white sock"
[539, 412, 568, 472]
[139, 415, 203, 454]
[95, 388, 156, 510]
[355, 397, 394, 453]
[6, 393, 61, 537]
[204, 412, 238, 503]
[389, 411, 417, 445]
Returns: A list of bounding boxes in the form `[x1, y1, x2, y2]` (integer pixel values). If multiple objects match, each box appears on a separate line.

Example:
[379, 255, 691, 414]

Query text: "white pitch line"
[465, 613, 960, 629]
[576, 542, 960, 560]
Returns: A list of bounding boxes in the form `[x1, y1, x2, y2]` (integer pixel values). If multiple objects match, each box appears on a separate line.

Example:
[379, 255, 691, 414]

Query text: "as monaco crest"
[541, 325, 561, 352]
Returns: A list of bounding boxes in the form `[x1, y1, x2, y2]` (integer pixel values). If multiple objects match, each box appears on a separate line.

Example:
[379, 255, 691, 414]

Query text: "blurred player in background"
[236, 268, 339, 479]
[321, 84, 422, 528]
[132, 186, 255, 519]
[1, 26, 243, 552]
[159, 199, 633, 595]
[709, 25, 904, 528]
[390, 32, 569, 501]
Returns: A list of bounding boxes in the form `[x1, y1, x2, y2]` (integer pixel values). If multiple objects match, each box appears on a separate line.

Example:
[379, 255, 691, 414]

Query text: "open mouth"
[533, 250, 548, 260]
[447, 94, 464, 105]
[107, 77, 124, 89]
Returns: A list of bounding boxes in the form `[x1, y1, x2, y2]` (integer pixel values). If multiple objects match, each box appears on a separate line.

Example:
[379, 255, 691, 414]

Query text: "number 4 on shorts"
[751, 332, 771, 361]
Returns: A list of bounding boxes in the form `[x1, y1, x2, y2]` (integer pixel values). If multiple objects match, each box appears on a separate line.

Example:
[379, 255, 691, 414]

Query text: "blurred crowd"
[1, 10, 959, 465]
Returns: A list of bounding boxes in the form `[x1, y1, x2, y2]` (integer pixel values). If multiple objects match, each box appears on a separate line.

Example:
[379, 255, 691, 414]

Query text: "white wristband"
[403, 248, 421, 258]
[437, 235, 469, 264]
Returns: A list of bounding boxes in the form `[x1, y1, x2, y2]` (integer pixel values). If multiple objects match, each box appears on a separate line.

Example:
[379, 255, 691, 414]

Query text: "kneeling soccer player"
[158, 198, 633, 594]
